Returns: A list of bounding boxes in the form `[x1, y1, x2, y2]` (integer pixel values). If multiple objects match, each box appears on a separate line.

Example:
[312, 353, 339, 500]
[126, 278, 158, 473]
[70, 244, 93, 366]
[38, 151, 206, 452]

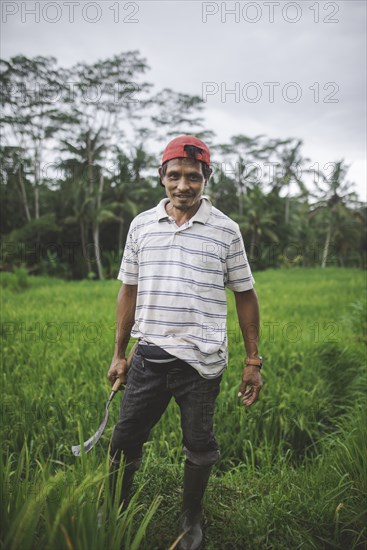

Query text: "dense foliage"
[1, 54, 366, 279]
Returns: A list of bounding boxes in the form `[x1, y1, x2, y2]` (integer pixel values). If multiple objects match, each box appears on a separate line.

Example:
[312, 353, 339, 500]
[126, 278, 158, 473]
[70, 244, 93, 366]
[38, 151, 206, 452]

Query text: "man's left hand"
[238, 365, 263, 407]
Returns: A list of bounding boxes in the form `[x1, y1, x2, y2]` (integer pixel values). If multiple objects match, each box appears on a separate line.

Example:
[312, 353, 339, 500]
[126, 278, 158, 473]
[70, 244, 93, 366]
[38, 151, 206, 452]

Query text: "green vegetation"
[0, 268, 29, 292]
[1, 54, 366, 280]
[1, 268, 366, 549]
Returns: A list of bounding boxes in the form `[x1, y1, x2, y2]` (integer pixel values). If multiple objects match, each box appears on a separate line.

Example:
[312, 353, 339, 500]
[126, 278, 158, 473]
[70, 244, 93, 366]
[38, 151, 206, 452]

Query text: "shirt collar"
[156, 195, 212, 224]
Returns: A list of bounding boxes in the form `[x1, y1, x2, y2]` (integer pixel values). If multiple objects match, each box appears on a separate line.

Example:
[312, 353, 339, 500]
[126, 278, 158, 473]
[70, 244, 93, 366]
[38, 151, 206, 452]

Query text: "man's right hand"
[107, 357, 128, 388]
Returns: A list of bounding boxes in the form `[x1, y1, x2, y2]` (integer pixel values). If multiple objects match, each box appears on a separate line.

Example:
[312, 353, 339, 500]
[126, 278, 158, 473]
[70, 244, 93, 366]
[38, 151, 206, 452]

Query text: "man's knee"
[110, 424, 143, 467]
[183, 445, 220, 466]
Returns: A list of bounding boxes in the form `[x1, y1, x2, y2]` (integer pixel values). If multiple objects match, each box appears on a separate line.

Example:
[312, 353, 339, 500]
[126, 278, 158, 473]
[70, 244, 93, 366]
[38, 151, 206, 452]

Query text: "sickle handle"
[112, 377, 123, 392]
[111, 342, 138, 392]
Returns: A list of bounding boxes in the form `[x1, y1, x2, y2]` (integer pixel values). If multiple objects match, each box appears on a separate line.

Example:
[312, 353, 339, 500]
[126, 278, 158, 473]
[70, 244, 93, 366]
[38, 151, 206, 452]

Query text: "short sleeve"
[225, 226, 255, 291]
[117, 225, 139, 283]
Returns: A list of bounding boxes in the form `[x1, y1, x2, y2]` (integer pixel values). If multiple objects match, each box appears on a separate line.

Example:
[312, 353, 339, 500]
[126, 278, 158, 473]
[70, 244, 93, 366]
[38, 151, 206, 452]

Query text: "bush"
[0, 268, 30, 291]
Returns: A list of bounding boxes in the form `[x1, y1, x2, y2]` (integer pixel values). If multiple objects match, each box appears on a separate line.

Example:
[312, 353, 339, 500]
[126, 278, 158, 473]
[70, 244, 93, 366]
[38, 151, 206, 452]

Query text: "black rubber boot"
[178, 460, 212, 550]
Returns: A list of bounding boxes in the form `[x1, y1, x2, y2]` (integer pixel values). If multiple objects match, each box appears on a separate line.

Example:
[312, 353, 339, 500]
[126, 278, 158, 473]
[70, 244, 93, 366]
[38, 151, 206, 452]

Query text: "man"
[107, 135, 262, 550]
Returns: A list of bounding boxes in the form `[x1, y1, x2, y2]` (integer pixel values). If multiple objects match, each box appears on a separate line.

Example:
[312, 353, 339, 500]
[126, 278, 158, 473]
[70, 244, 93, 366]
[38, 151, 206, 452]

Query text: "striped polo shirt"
[118, 196, 254, 378]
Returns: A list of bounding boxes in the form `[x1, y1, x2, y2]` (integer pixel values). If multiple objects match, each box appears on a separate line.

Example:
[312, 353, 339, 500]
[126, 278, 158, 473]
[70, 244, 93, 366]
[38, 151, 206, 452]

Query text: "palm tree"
[59, 128, 113, 279]
[271, 139, 309, 224]
[206, 168, 238, 216]
[233, 183, 279, 262]
[61, 171, 93, 275]
[108, 149, 139, 255]
[217, 135, 269, 216]
[309, 161, 362, 267]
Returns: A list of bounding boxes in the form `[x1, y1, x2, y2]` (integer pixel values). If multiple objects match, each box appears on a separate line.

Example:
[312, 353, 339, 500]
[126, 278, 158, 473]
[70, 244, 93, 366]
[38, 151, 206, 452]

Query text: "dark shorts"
[110, 346, 222, 466]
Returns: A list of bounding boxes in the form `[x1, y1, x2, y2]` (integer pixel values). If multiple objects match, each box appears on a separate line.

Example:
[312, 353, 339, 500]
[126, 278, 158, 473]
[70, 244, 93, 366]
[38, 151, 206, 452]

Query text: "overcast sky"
[2, 0, 366, 199]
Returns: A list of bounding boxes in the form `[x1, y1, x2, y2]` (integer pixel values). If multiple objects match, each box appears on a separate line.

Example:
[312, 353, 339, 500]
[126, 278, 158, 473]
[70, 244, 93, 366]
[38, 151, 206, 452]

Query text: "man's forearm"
[234, 288, 260, 357]
[114, 284, 138, 359]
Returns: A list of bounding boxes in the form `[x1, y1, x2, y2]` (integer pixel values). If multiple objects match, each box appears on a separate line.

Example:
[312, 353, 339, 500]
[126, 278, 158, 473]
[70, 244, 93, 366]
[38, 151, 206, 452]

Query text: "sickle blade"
[71, 342, 138, 457]
[72, 406, 110, 456]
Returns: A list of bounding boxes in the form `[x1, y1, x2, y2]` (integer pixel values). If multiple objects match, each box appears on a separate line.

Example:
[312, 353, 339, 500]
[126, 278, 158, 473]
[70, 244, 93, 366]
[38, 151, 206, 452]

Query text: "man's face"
[159, 158, 207, 212]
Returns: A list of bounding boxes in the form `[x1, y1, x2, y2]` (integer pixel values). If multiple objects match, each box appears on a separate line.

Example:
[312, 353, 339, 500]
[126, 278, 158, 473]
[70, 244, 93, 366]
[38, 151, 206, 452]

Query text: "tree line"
[1, 53, 365, 279]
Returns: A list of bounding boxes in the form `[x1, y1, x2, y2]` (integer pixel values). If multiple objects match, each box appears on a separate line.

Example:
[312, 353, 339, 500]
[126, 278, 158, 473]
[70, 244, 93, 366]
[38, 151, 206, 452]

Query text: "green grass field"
[1, 268, 366, 549]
